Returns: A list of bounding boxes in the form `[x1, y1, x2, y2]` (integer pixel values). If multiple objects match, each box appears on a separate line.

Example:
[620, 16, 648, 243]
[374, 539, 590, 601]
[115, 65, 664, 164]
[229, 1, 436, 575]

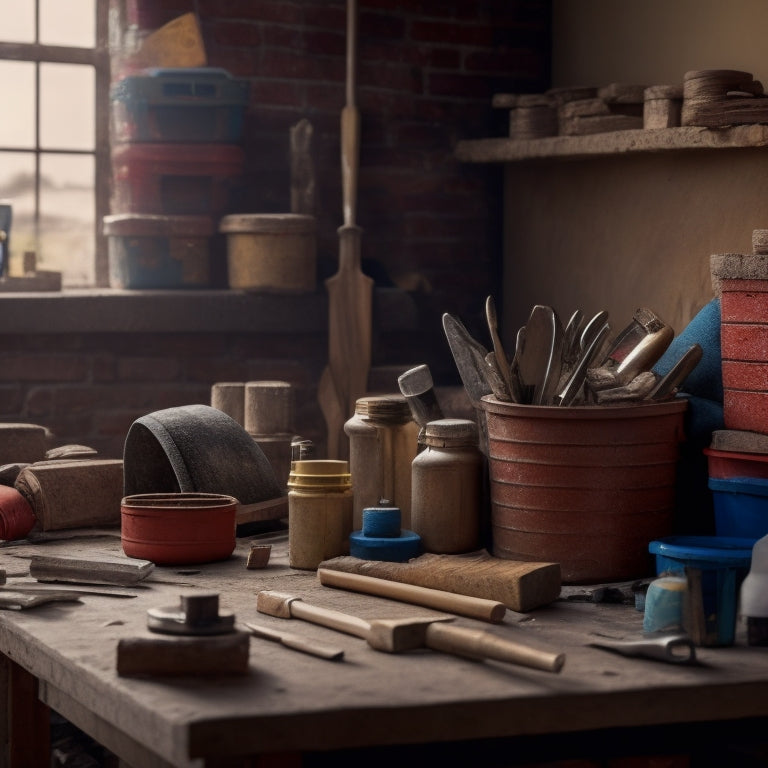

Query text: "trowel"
[442, 312, 495, 453]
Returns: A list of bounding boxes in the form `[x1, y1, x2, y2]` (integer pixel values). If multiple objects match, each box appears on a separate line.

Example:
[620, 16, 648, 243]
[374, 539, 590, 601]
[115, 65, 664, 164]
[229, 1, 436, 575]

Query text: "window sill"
[0, 287, 417, 335]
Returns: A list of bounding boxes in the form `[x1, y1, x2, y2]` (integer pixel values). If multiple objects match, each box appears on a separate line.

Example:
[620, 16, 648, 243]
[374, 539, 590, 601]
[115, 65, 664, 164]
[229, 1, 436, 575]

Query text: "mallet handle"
[425, 622, 565, 673]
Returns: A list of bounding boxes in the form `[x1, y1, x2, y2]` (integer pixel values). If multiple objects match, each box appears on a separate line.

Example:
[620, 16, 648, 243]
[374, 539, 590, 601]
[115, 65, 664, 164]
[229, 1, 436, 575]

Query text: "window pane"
[39, 153, 94, 286]
[40, 0, 95, 48]
[40, 63, 94, 151]
[0, 0, 35, 43]
[0, 61, 36, 149]
[0, 151, 37, 276]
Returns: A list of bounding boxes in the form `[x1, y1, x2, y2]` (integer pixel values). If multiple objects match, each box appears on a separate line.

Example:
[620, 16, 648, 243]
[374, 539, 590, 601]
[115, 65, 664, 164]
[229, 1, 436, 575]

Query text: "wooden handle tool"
[256, 590, 564, 673]
[317, 567, 506, 623]
[245, 622, 345, 661]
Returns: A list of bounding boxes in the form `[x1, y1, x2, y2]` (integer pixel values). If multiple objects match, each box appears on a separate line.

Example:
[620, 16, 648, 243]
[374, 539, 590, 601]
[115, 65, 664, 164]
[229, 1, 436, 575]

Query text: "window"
[0, 0, 109, 288]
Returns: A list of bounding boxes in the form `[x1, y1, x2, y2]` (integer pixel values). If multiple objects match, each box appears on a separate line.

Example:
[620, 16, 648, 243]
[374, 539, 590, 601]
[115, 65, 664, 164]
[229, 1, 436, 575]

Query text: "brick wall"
[0, 327, 327, 459]
[201, 0, 551, 342]
[1, 1, 550, 460]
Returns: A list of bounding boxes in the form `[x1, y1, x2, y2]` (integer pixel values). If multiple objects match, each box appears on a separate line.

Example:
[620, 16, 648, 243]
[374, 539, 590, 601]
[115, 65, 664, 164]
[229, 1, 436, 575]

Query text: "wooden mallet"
[256, 590, 564, 673]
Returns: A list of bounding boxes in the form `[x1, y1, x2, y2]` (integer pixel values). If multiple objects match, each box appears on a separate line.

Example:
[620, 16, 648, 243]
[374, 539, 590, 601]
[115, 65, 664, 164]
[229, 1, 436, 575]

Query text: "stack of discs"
[509, 94, 558, 140]
[682, 69, 768, 128]
[559, 83, 645, 136]
[643, 85, 683, 129]
[349, 504, 421, 562]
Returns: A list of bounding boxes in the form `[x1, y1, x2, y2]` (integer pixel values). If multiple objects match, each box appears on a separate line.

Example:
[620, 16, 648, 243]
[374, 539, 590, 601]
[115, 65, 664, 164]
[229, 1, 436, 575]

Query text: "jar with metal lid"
[410, 418, 483, 554]
[287, 459, 353, 570]
[344, 395, 419, 531]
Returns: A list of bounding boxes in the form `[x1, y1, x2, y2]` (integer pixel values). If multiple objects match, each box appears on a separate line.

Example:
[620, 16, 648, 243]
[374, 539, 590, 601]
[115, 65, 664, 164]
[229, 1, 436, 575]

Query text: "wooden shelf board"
[455, 124, 768, 163]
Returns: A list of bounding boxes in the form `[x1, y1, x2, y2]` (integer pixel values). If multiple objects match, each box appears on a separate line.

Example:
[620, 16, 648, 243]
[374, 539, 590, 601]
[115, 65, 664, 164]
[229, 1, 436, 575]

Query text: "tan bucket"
[481, 396, 687, 584]
[220, 213, 316, 293]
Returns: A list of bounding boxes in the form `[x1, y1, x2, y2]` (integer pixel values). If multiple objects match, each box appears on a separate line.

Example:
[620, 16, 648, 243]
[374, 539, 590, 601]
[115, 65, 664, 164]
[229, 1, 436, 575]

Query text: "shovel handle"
[424, 622, 565, 673]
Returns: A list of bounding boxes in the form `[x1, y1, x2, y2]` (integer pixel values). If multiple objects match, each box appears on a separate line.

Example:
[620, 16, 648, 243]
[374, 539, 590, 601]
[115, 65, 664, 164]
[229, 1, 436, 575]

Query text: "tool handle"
[245, 623, 344, 661]
[289, 599, 371, 639]
[424, 622, 565, 673]
[318, 568, 506, 624]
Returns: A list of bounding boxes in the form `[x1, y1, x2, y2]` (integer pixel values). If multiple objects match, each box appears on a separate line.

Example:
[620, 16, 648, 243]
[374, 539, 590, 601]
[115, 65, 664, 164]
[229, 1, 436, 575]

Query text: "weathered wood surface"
[1, 534, 768, 767]
[455, 124, 768, 163]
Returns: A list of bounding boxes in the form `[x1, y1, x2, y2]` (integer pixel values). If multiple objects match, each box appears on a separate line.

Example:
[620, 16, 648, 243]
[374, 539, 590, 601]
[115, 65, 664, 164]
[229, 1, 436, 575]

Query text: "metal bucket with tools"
[482, 396, 687, 584]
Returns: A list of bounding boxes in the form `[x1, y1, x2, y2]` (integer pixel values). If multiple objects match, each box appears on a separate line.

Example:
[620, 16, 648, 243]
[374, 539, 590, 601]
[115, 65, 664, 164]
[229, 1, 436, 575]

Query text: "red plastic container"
[704, 447, 768, 480]
[121, 492, 237, 565]
[110, 142, 245, 216]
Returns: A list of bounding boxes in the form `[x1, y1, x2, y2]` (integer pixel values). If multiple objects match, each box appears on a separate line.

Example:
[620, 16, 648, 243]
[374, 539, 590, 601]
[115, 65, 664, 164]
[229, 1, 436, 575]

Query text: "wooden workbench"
[1, 531, 768, 768]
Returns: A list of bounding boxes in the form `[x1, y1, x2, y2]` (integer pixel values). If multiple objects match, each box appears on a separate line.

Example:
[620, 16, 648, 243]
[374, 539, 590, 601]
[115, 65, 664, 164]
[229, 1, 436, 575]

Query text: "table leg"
[0, 654, 50, 768]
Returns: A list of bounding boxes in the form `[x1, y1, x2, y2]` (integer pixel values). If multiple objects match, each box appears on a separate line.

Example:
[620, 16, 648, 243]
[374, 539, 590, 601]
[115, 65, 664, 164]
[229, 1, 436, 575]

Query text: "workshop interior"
[3, 1, 768, 767]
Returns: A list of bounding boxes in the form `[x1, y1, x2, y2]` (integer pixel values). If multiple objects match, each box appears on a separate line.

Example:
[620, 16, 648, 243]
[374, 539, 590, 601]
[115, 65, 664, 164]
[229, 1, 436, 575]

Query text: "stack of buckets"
[643, 229, 768, 647]
[104, 66, 250, 289]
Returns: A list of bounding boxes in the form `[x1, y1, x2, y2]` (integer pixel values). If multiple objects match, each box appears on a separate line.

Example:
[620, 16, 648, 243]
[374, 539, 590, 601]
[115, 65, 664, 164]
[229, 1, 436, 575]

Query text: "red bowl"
[121, 492, 237, 565]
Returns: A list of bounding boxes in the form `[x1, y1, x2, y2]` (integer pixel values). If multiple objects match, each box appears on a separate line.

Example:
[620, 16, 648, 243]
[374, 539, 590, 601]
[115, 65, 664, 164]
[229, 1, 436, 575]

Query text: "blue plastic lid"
[649, 535, 756, 566]
[708, 476, 768, 496]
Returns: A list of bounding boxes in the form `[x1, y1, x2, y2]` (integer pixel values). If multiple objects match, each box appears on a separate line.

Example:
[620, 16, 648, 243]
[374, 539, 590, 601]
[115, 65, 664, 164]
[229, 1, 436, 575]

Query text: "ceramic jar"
[410, 418, 483, 554]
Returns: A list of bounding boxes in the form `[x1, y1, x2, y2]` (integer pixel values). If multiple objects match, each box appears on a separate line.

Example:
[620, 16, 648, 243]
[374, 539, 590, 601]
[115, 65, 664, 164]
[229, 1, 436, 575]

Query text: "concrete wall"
[552, 0, 768, 86]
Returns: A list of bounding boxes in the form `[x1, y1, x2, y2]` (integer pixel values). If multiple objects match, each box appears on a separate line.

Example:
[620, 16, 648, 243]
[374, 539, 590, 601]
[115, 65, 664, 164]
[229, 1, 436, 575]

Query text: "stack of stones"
[492, 81, 686, 137]
[682, 69, 768, 128]
[491, 67, 768, 139]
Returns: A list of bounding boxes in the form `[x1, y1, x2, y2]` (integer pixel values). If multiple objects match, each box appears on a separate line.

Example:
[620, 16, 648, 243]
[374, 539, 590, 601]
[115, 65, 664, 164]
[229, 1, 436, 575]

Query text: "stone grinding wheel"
[123, 404, 282, 511]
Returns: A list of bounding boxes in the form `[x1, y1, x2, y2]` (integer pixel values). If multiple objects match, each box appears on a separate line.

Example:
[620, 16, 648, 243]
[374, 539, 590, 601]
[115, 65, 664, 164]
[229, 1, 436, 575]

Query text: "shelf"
[455, 124, 768, 163]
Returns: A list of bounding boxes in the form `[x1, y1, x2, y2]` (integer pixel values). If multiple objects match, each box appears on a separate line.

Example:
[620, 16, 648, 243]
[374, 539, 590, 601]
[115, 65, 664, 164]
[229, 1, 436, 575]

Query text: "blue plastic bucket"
[648, 536, 754, 646]
[709, 476, 768, 539]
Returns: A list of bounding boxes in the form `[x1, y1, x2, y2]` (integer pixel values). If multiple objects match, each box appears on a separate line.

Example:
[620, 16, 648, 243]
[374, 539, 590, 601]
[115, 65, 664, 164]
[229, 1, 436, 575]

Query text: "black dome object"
[123, 404, 281, 504]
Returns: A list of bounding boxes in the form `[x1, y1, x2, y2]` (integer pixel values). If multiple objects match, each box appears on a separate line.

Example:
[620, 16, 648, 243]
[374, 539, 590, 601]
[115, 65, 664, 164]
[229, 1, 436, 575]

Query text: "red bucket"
[481, 396, 687, 583]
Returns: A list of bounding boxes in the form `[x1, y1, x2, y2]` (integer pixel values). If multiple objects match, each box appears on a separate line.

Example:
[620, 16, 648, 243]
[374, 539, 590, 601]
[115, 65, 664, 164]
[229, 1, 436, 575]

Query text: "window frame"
[0, 2, 110, 287]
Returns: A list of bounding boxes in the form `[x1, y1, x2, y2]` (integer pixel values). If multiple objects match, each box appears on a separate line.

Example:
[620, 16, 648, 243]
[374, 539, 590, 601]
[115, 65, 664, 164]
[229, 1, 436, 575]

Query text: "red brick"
[117, 357, 183, 381]
[299, 27, 344, 57]
[426, 48, 461, 69]
[411, 19, 494, 46]
[721, 323, 768, 362]
[724, 389, 768, 434]
[360, 61, 422, 94]
[0, 385, 23, 415]
[209, 20, 262, 48]
[428, 71, 494, 99]
[0, 355, 89, 382]
[259, 48, 343, 82]
[198, 0, 303, 24]
[360, 11, 406, 40]
[722, 360, 768, 391]
[721, 280, 768, 322]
